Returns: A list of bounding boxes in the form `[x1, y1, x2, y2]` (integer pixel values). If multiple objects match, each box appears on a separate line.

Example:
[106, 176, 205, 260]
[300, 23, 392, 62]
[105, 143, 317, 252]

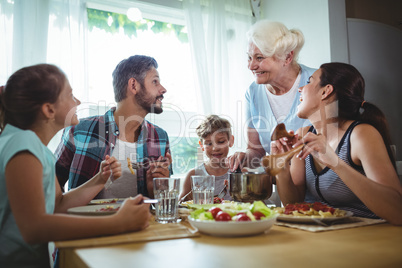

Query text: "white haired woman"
[228, 20, 316, 171]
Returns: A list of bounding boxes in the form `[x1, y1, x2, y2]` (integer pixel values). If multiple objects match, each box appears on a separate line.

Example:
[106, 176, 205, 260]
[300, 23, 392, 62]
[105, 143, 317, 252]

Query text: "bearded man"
[55, 55, 172, 199]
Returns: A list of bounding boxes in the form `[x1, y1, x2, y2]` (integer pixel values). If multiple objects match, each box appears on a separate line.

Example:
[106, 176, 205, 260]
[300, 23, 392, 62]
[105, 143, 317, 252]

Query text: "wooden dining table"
[55, 220, 402, 268]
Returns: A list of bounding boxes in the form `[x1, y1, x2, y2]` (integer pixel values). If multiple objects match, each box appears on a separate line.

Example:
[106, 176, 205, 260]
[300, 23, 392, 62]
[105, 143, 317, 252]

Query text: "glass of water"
[153, 178, 180, 223]
[191, 175, 215, 204]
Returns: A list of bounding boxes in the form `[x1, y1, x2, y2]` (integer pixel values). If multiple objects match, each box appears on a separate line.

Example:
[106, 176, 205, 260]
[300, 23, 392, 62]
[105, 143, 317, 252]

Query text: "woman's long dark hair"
[319, 62, 396, 169]
[0, 64, 66, 132]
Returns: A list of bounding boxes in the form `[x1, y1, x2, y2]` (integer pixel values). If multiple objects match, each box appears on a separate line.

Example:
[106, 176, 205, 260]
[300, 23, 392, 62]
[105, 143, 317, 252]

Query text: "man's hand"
[145, 152, 172, 197]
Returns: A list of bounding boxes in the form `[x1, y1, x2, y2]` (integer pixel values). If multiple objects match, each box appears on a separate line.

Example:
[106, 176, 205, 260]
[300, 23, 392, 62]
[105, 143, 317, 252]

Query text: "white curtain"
[0, 0, 88, 103]
[182, 0, 254, 150]
[0, 0, 14, 84]
[47, 0, 89, 102]
[0, 0, 88, 151]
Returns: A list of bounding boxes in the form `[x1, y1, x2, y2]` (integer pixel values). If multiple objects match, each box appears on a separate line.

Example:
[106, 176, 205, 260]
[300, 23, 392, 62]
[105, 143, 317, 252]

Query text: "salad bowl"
[188, 216, 277, 237]
[187, 201, 278, 237]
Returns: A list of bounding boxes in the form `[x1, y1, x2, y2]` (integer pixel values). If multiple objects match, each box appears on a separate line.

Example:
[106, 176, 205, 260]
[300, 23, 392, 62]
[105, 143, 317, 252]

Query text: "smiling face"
[54, 79, 81, 127]
[247, 42, 283, 85]
[136, 67, 166, 114]
[200, 132, 234, 163]
[297, 69, 324, 119]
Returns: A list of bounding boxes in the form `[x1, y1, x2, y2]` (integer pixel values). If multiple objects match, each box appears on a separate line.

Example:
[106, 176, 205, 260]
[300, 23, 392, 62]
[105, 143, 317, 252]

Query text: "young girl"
[271, 62, 402, 225]
[179, 115, 234, 201]
[0, 64, 151, 267]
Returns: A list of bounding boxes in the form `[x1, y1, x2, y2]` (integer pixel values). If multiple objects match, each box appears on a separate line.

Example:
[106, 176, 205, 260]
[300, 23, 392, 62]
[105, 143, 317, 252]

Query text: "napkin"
[274, 217, 386, 232]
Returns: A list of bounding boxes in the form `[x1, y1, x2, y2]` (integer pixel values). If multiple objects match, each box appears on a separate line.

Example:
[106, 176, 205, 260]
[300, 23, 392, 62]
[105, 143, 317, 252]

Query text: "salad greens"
[250, 201, 273, 217]
[190, 201, 276, 221]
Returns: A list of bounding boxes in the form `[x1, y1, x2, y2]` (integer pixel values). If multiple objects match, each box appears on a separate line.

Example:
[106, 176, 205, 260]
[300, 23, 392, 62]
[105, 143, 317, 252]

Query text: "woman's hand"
[99, 155, 122, 183]
[114, 195, 152, 232]
[293, 133, 339, 168]
[270, 130, 299, 155]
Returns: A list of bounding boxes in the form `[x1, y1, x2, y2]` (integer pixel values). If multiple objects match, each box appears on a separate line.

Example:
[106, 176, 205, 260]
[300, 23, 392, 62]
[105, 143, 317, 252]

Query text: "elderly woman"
[228, 20, 316, 171]
[271, 62, 402, 225]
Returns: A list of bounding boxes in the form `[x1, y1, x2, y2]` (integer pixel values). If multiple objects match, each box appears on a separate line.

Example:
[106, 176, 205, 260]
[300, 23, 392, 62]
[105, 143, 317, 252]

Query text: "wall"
[260, 0, 331, 69]
[347, 19, 402, 161]
[344, 0, 402, 161]
[346, 0, 402, 31]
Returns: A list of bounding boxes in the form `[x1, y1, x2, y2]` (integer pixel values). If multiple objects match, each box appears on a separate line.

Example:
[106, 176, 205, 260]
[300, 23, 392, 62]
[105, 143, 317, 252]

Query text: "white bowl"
[188, 215, 277, 237]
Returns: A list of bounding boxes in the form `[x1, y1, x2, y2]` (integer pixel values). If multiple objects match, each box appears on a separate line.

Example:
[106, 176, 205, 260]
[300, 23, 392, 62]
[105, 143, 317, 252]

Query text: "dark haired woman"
[0, 64, 151, 267]
[271, 62, 402, 225]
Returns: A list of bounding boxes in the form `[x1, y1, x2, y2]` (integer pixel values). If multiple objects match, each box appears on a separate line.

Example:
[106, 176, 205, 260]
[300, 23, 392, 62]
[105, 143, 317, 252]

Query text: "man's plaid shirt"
[55, 108, 172, 196]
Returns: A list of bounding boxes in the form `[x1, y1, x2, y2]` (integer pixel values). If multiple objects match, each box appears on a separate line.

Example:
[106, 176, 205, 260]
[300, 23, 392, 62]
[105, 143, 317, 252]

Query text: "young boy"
[179, 115, 234, 201]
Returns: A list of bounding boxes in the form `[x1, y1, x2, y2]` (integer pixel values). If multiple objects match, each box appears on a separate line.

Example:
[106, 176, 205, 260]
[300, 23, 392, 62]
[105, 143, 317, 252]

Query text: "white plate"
[67, 204, 121, 216]
[188, 215, 277, 237]
[276, 211, 353, 223]
[89, 198, 125, 205]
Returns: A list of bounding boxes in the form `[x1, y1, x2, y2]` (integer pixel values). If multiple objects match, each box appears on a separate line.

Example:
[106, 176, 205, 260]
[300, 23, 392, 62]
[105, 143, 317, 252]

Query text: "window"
[84, 4, 200, 176]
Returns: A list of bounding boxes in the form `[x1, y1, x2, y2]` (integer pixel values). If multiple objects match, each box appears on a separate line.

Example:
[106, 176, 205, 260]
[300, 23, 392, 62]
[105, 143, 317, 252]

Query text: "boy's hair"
[196, 115, 232, 140]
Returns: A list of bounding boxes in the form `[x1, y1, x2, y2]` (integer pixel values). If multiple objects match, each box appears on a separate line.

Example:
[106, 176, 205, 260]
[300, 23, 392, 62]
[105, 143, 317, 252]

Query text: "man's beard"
[136, 85, 163, 114]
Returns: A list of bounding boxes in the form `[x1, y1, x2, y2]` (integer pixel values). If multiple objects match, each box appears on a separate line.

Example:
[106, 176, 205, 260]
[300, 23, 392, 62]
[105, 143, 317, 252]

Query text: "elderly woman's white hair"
[247, 20, 304, 63]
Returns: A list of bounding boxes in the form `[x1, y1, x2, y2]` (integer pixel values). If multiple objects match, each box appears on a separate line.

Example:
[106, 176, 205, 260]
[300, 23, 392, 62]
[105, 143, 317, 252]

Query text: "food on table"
[208, 207, 222, 218]
[180, 200, 194, 207]
[213, 197, 223, 204]
[235, 213, 251, 222]
[189, 201, 277, 222]
[97, 206, 120, 212]
[253, 211, 266, 220]
[215, 211, 232, 221]
[92, 198, 119, 204]
[272, 202, 347, 218]
[127, 157, 135, 175]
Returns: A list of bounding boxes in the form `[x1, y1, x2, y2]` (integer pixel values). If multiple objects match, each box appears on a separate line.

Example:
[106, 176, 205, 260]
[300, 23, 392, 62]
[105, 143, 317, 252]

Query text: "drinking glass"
[153, 178, 180, 223]
[191, 175, 215, 204]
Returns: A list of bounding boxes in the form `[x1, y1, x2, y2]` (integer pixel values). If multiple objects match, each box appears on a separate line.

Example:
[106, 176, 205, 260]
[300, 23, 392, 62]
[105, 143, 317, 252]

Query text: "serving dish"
[188, 215, 277, 237]
[276, 211, 353, 224]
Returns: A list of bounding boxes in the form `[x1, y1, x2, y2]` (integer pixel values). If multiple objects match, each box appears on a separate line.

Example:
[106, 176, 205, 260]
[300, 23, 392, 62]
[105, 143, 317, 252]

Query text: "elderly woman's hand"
[226, 152, 246, 172]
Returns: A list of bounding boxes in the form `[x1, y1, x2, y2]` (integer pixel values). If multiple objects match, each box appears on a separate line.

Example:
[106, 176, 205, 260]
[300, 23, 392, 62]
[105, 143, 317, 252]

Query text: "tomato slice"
[253, 211, 265, 220]
[208, 207, 222, 219]
[236, 214, 251, 221]
[215, 211, 231, 221]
